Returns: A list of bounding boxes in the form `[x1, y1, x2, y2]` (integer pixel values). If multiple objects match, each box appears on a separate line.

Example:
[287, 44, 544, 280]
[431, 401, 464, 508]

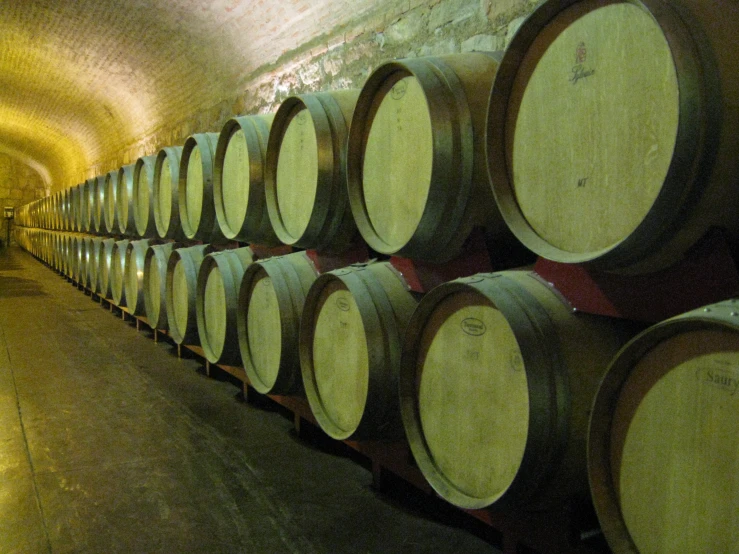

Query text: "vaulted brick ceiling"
[0, 0, 381, 192]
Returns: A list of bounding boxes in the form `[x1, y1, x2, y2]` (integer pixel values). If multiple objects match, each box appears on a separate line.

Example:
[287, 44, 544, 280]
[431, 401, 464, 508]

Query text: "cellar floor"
[0, 246, 498, 554]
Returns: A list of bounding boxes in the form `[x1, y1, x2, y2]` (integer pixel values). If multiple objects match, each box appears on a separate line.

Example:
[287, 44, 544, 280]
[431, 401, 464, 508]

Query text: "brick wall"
[114, 0, 538, 173]
[1, 0, 539, 193]
[0, 153, 48, 243]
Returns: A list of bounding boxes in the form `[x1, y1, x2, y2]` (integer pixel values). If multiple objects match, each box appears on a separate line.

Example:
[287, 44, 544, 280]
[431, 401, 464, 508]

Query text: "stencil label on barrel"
[461, 317, 486, 336]
[696, 364, 739, 396]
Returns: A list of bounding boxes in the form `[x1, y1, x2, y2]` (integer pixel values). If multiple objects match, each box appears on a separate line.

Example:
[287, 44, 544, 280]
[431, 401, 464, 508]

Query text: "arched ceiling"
[0, 0, 384, 192]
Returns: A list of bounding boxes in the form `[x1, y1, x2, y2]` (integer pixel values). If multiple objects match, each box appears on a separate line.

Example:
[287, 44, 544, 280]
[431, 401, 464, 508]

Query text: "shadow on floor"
[0, 251, 24, 271]
[0, 275, 46, 298]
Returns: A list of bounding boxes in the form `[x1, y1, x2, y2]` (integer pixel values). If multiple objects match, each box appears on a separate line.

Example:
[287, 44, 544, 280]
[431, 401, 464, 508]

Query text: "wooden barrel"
[124, 239, 152, 316]
[51, 233, 60, 271]
[196, 247, 255, 364]
[61, 234, 70, 273]
[48, 195, 56, 230]
[49, 195, 57, 231]
[63, 234, 74, 277]
[153, 146, 184, 240]
[73, 183, 84, 232]
[59, 234, 67, 275]
[214, 114, 278, 245]
[400, 271, 633, 510]
[588, 300, 739, 554]
[73, 235, 83, 282]
[103, 170, 119, 235]
[347, 54, 504, 262]
[77, 179, 90, 232]
[487, 0, 739, 274]
[61, 189, 71, 231]
[265, 90, 359, 252]
[238, 251, 319, 395]
[56, 233, 64, 274]
[54, 234, 64, 272]
[57, 234, 66, 272]
[97, 238, 117, 300]
[165, 244, 215, 345]
[179, 133, 223, 242]
[78, 236, 92, 287]
[144, 242, 177, 330]
[84, 177, 96, 233]
[70, 185, 80, 232]
[110, 239, 131, 306]
[56, 194, 63, 230]
[133, 155, 157, 238]
[88, 238, 105, 294]
[300, 261, 418, 440]
[71, 235, 83, 279]
[91, 175, 105, 234]
[116, 164, 137, 236]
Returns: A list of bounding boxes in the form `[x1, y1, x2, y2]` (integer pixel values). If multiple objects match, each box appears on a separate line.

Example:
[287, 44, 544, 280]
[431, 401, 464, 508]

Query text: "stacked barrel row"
[16, 1, 739, 552]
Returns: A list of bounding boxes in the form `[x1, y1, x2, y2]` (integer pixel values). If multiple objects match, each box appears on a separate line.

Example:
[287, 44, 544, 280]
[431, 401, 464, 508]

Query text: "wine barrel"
[49, 194, 56, 230]
[214, 114, 278, 245]
[91, 175, 105, 234]
[97, 238, 117, 300]
[45, 195, 52, 230]
[133, 155, 157, 238]
[588, 300, 739, 554]
[153, 146, 184, 240]
[60, 234, 69, 273]
[61, 189, 71, 231]
[110, 239, 131, 306]
[238, 251, 319, 395]
[166, 244, 215, 345]
[196, 247, 255, 365]
[347, 53, 504, 262]
[58, 234, 66, 275]
[72, 235, 84, 280]
[57, 194, 63, 231]
[124, 239, 152, 316]
[265, 90, 359, 252]
[75, 185, 83, 232]
[59, 234, 67, 271]
[179, 133, 223, 242]
[63, 234, 74, 277]
[50, 233, 60, 271]
[72, 234, 83, 282]
[144, 242, 177, 330]
[84, 236, 96, 288]
[84, 177, 96, 233]
[77, 179, 88, 232]
[88, 238, 105, 294]
[300, 261, 418, 440]
[116, 164, 137, 236]
[103, 170, 119, 235]
[49, 194, 57, 231]
[55, 234, 64, 272]
[78, 236, 92, 287]
[487, 0, 739, 274]
[400, 271, 633, 509]
[70, 184, 81, 232]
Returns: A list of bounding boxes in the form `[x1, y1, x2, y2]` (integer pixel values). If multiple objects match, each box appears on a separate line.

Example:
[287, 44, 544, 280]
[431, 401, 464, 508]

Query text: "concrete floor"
[0, 247, 500, 554]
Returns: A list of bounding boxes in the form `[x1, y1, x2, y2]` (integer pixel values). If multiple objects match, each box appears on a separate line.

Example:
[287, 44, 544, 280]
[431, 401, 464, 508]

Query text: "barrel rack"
[57, 260, 607, 554]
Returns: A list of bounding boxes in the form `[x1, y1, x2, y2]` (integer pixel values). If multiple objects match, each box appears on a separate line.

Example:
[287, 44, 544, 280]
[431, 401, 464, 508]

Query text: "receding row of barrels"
[16, 0, 739, 275]
[17, 226, 739, 554]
